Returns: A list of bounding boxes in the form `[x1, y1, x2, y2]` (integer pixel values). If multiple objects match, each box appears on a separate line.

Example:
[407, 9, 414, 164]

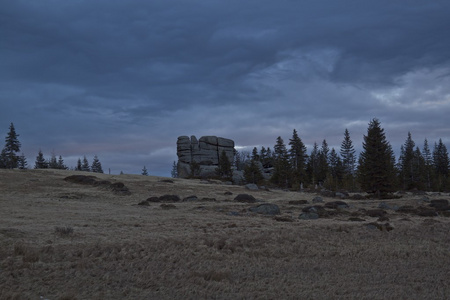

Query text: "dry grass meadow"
[0, 169, 449, 299]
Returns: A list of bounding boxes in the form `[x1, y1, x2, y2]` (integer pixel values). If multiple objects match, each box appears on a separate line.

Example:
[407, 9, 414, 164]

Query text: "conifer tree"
[18, 153, 28, 169]
[216, 150, 232, 180]
[288, 129, 308, 188]
[244, 159, 264, 184]
[91, 155, 103, 173]
[76, 158, 82, 171]
[340, 128, 356, 190]
[398, 132, 423, 190]
[48, 152, 59, 169]
[0, 149, 7, 168]
[142, 165, 149, 176]
[57, 155, 67, 170]
[34, 150, 48, 169]
[317, 139, 329, 184]
[357, 119, 397, 198]
[271, 136, 291, 188]
[432, 139, 449, 190]
[2, 123, 22, 169]
[327, 148, 344, 190]
[171, 161, 178, 178]
[251, 147, 260, 161]
[306, 142, 320, 187]
[422, 139, 434, 190]
[81, 156, 90, 172]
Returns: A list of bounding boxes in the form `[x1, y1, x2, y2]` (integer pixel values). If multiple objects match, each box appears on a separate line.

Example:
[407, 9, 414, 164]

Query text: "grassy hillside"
[0, 169, 449, 299]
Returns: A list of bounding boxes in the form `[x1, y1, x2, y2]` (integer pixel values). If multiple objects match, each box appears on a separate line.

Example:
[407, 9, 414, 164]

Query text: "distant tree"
[357, 119, 397, 198]
[251, 147, 260, 161]
[216, 150, 233, 180]
[18, 153, 28, 169]
[142, 165, 149, 176]
[81, 156, 90, 172]
[306, 142, 320, 187]
[57, 155, 67, 170]
[244, 159, 264, 184]
[0, 149, 7, 168]
[76, 158, 82, 171]
[171, 161, 178, 178]
[317, 139, 329, 185]
[91, 155, 103, 173]
[271, 136, 291, 188]
[340, 128, 356, 190]
[34, 149, 48, 169]
[2, 123, 22, 169]
[288, 129, 308, 188]
[432, 139, 449, 190]
[326, 148, 344, 190]
[48, 152, 59, 169]
[422, 139, 434, 190]
[398, 132, 424, 190]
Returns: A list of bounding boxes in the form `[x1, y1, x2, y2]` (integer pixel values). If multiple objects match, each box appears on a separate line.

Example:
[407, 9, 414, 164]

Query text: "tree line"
[234, 119, 449, 196]
[0, 123, 104, 173]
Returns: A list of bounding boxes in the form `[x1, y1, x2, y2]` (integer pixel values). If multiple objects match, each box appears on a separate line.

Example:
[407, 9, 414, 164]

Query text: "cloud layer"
[1, 0, 450, 175]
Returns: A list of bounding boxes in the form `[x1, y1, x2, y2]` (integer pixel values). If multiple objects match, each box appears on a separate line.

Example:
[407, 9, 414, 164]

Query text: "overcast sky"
[1, 0, 450, 176]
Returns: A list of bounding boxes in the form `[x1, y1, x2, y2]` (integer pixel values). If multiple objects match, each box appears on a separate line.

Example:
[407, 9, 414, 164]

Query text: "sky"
[1, 0, 450, 177]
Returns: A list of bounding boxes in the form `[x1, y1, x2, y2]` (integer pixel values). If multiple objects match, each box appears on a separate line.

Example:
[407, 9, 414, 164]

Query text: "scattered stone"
[146, 196, 160, 202]
[366, 222, 394, 231]
[312, 196, 324, 203]
[429, 199, 450, 211]
[64, 175, 131, 195]
[378, 202, 391, 210]
[396, 205, 416, 213]
[419, 196, 430, 203]
[249, 203, 280, 215]
[288, 200, 309, 205]
[158, 194, 181, 202]
[138, 200, 150, 206]
[320, 190, 335, 197]
[273, 216, 294, 222]
[377, 216, 390, 222]
[227, 211, 240, 216]
[160, 204, 177, 210]
[245, 183, 259, 190]
[64, 175, 97, 185]
[200, 197, 216, 202]
[366, 209, 387, 218]
[183, 195, 199, 202]
[234, 194, 257, 203]
[110, 182, 131, 195]
[159, 179, 174, 183]
[224, 191, 233, 196]
[350, 194, 366, 200]
[335, 191, 349, 199]
[348, 217, 365, 222]
[324, 201, 349, 209]
[302, 205, 328, 217]
[417, 209, 438, 217]
[299, 212, 319, 220]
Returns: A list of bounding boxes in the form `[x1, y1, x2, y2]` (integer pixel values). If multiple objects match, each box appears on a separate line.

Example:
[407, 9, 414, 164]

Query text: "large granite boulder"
[177, 135, 235, 178]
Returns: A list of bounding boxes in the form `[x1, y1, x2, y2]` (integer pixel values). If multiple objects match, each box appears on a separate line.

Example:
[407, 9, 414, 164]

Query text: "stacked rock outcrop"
[177, 135, 235, 178]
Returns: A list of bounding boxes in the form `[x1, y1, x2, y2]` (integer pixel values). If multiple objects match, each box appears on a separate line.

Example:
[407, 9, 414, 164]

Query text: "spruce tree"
[76, 158, 82, 171]
[216, 150, 233, 180]
[142, 165, 149, 176]
[18, 153, 28, 169]
[91, 155, 103, 173]
[48, 152, 59, 169]
[357, 119, 397, 198]
[432, 139, 449, 190]
[171, 161, 178, 178]
[251, 147, 260, 161]
[327, 148, 344, 190]
[271, 136, 291, 188]
[34, 150, 48, 169]
[244, 159, 264, 184]
[81, 156, 90, 172]
[340, 128, 356, 190]
[422, 139, 434, 190]
[398, 132, 422, 190]
[317, 139, 329, 185]
[2, 123, 22, 169]
[288, 129, 308, 188]
[57, 155, 67, 170]
[306, 142, 320, 187]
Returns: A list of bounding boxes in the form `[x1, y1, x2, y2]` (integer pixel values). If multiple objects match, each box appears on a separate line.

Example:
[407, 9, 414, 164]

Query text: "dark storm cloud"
[1, 0, 450, 175]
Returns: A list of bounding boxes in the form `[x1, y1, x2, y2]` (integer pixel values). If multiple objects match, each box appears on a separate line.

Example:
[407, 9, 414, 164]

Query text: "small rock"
[160, 204, 177, 210]
[299, 212, 319, 220]
[158, 195, 181, 202]
[366, 222, 394, 231]
[234, 194, 257, 203]
[324, 201, 349, 209]
[138, 200, 150, 206]
[146, 196, 160, 202]
[227, 211, 240, 216]
[288, 200, 309, 205]
[366, 209, 387, 218]
[273, 216, 294, 222]
[335, 192, 349, 199]
[348, 217, 365, 222]
[378, 202, 391, 210]
[183, 195, 198, 202]
[351, 194, 366, 200]
[245, 183, 259, 190]
[159, 179, 174, 183]
[429, 199, 449, 211]
[312, 196, 324, 203]
[224, 191, 233, 196]
[249, 203, 280, 215]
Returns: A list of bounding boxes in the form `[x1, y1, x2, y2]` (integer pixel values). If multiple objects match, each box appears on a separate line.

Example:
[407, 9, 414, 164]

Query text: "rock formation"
[177, 135, 235, 178]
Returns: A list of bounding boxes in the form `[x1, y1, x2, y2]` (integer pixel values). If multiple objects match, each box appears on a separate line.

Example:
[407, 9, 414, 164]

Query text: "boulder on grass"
[234, 194, 257, 203]
[249, 203, 280, 215]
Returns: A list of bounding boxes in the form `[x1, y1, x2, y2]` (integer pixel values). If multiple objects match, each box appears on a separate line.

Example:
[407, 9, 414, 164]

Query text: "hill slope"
[0, 169, 449, 299]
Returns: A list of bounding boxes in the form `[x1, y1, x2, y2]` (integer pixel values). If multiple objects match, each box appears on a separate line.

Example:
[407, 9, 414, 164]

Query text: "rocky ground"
[0, 169, 449, 299]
